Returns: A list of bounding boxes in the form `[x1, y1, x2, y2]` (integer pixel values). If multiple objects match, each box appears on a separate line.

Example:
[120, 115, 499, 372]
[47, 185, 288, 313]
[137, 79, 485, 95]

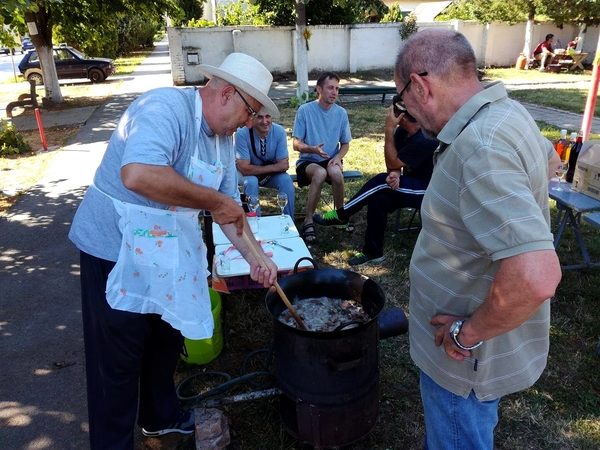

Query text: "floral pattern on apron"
[104, 91, 225, 339]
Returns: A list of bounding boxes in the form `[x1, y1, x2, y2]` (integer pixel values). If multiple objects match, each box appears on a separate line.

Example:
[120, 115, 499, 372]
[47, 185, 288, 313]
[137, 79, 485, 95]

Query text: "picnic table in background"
[554, 51, 588, 72]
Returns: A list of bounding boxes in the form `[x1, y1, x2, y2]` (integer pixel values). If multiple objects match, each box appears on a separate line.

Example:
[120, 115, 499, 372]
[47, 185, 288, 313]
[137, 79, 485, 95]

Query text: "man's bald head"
[395, 29, 478, 86]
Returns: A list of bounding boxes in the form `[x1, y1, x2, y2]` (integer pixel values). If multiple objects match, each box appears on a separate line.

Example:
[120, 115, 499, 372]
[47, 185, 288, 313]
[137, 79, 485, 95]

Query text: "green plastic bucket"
[181, 288, 223, 365]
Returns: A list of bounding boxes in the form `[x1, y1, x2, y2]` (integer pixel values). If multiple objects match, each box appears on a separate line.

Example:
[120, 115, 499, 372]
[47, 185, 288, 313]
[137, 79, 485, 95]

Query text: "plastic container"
[181, 288, 223, 365]
[515, 54, 527, 70]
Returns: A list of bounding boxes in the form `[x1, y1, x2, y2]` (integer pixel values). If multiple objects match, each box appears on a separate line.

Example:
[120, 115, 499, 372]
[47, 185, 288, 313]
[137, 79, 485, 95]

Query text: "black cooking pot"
[266, 264, 385, 336]
[265, 258, 407, 448]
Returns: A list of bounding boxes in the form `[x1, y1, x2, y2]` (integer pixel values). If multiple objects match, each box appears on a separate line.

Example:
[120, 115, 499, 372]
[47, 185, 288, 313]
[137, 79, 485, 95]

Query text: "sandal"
[301, 223, 317, 243]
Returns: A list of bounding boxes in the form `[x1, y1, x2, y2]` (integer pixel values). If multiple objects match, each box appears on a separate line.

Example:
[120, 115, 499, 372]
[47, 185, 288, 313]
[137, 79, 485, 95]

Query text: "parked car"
[18, 44, 115, 85]
[21, 38, 34, 53]
[1, 47, 15, 55]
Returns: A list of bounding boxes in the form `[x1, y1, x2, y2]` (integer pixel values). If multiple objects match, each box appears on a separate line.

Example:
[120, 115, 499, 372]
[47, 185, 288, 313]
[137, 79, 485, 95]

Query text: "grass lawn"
[510, 88, 600, 116]
[173, 102, 600, 450]
[485, 68, 600, 116]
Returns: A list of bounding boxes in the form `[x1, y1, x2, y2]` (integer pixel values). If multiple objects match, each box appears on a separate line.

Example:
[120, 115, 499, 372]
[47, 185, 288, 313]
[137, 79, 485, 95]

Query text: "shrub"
[289, 90, 317, 108]
[0, 120, 31, 157]
[399, 12, 418, 40]
[186, 18, 217, 28]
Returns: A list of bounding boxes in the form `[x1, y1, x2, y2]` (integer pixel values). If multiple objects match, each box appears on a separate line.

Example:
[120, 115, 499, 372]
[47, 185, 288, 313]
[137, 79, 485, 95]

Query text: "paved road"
[0, 52, 24, 83]
[0, 40, 172, 450]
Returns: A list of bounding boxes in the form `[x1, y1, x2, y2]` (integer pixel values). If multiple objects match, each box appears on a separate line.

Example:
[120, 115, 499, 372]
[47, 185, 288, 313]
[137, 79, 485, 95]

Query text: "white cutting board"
[211, 214, 299, 245]
[214, 236, 312, 277]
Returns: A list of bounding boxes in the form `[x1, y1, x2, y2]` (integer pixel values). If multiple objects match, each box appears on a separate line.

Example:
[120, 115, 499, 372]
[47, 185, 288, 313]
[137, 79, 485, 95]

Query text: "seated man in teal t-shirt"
[235, 109, 295, 217]
[292, 71, 352, 242]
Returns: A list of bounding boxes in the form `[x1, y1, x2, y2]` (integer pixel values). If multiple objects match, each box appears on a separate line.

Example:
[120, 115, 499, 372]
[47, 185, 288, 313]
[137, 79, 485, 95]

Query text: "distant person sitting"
[533, 34, 555, 71]
[313, 104, 437, 266]
[567, 36, 580, 50]
[235, 109, 295, 217]
[292, 71, 352, 242]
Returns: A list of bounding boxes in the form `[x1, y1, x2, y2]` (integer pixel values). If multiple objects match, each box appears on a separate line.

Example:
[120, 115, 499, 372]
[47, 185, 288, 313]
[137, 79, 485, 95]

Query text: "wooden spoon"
[241, 230, 307, 330]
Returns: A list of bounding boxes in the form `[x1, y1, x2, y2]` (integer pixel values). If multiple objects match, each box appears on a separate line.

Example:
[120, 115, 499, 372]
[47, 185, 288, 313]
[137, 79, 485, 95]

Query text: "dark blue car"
[18, 44, 115, 85]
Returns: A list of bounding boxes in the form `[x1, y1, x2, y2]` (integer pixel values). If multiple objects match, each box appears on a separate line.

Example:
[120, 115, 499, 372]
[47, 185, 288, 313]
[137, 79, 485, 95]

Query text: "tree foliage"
[177, 0, 204, 23]
[543, 0, 600, 27]
[436, 0, 537, 24]
[381, 3, 404, 23]
[254, 0, 388, 26]
[216, 0, 267, 26]
[0, 0, 182, 103]
[437, 0, 599, 26]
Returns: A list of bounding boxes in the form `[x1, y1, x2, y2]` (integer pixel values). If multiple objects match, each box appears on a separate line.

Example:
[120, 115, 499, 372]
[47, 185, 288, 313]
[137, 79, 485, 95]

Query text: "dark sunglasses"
[234, 87, 257, 119]
[393, 71, 428, 112]
[392, 71, 427, 120]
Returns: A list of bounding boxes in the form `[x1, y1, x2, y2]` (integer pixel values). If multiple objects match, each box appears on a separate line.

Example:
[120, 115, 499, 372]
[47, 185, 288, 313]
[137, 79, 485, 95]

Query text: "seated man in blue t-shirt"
[292, 71, 352, 242]
[235, 109, 295, 217]
[314, 105, 438, 265]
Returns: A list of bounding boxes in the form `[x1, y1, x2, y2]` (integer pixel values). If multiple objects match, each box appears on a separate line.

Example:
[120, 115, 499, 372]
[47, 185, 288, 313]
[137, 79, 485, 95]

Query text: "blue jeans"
[420, 371, 499, 450]
[242, 173, 295, 217]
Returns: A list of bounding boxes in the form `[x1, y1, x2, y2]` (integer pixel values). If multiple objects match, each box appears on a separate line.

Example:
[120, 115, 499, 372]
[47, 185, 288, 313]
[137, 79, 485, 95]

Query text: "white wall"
[167, 21, 599, 86]
[349, 23, 402, 72]
[306, 26, 350, 72]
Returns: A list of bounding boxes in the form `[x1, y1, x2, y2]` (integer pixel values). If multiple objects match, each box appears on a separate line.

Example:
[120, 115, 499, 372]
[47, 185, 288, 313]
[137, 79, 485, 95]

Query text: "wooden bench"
[338, 86, 397, 104]
[6, 80, 39, 118]
[290, 169, 363, 184]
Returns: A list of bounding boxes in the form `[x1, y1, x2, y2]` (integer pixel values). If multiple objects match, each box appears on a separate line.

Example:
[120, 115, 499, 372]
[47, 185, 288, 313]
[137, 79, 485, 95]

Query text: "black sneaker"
[313, 210, 348, 226]
[141, 410, 195, 437]
[348, 252, 385, 266]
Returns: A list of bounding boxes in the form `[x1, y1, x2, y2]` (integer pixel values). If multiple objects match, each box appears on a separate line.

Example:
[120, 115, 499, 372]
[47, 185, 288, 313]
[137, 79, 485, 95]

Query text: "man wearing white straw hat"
[69, 52, 278, 449]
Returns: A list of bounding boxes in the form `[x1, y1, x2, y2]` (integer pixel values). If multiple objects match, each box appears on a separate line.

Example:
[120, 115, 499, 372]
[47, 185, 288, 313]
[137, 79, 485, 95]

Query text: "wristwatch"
[449, 320, 483, 351]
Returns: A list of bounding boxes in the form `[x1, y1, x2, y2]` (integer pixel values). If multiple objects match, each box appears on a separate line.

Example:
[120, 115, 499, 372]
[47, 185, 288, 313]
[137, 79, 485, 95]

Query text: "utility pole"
[581, 33, 600, 141]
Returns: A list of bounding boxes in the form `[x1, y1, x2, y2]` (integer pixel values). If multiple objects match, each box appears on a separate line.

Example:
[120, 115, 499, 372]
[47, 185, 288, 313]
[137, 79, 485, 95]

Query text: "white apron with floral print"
[104, 92, 224, 339]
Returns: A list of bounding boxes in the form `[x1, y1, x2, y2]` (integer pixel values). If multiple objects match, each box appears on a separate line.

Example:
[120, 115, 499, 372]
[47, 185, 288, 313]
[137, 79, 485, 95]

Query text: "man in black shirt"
[313, 107, 438, 265]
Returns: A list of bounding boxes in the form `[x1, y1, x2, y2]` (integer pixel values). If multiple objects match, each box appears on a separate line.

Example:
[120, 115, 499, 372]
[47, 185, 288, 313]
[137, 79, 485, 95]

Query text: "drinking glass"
[276, 192, 289, 234]
[247, 195, 259, 233]
[553, 162, 568, 191]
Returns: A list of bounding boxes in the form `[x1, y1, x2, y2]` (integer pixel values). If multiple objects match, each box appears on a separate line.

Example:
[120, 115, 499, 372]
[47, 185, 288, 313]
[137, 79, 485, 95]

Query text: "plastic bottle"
[566, 131, 583, 183]
[555, 129, 569, 160]
[562, 132, 577, 165]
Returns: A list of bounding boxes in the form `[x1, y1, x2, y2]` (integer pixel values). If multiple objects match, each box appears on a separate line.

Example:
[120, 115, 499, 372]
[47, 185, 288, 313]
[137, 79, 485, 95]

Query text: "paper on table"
[214, 236, 312, 277]
[212, 214, 299, 246]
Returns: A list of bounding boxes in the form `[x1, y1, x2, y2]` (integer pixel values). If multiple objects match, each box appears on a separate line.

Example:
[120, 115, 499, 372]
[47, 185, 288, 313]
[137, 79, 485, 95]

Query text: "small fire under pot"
[265, 261, 408, 449]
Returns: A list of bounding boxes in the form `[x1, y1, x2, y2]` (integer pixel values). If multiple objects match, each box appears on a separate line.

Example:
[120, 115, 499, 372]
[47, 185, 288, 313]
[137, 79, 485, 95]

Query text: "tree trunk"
[24, 8, 63, 104]
[295, 0, 309, 101]
[37, 45, 62, 104]
[522, 19, 533, 60]
[521, 4, 535, 66]
[576, 23, 587, 51]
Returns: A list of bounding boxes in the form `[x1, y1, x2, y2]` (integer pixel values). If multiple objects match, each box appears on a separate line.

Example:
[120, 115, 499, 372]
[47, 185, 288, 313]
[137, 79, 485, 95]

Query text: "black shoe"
[141, 410, 195, 437]
[313, 210, 348, 226]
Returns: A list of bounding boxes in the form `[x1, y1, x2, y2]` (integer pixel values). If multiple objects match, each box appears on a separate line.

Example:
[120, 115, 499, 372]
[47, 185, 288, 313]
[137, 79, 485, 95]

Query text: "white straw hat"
[198, 53, 279, 118]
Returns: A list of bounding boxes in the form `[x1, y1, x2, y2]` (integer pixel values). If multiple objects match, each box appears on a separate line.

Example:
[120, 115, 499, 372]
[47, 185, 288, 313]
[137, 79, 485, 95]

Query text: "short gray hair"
[395, 29, 477, 84]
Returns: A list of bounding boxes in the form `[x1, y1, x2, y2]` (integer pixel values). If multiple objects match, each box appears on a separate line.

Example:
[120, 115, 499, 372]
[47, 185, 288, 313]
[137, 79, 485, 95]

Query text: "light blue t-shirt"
[292, 100, 351, 166]
[235, 123, 288, 165]
[68, 87, 239, 262]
